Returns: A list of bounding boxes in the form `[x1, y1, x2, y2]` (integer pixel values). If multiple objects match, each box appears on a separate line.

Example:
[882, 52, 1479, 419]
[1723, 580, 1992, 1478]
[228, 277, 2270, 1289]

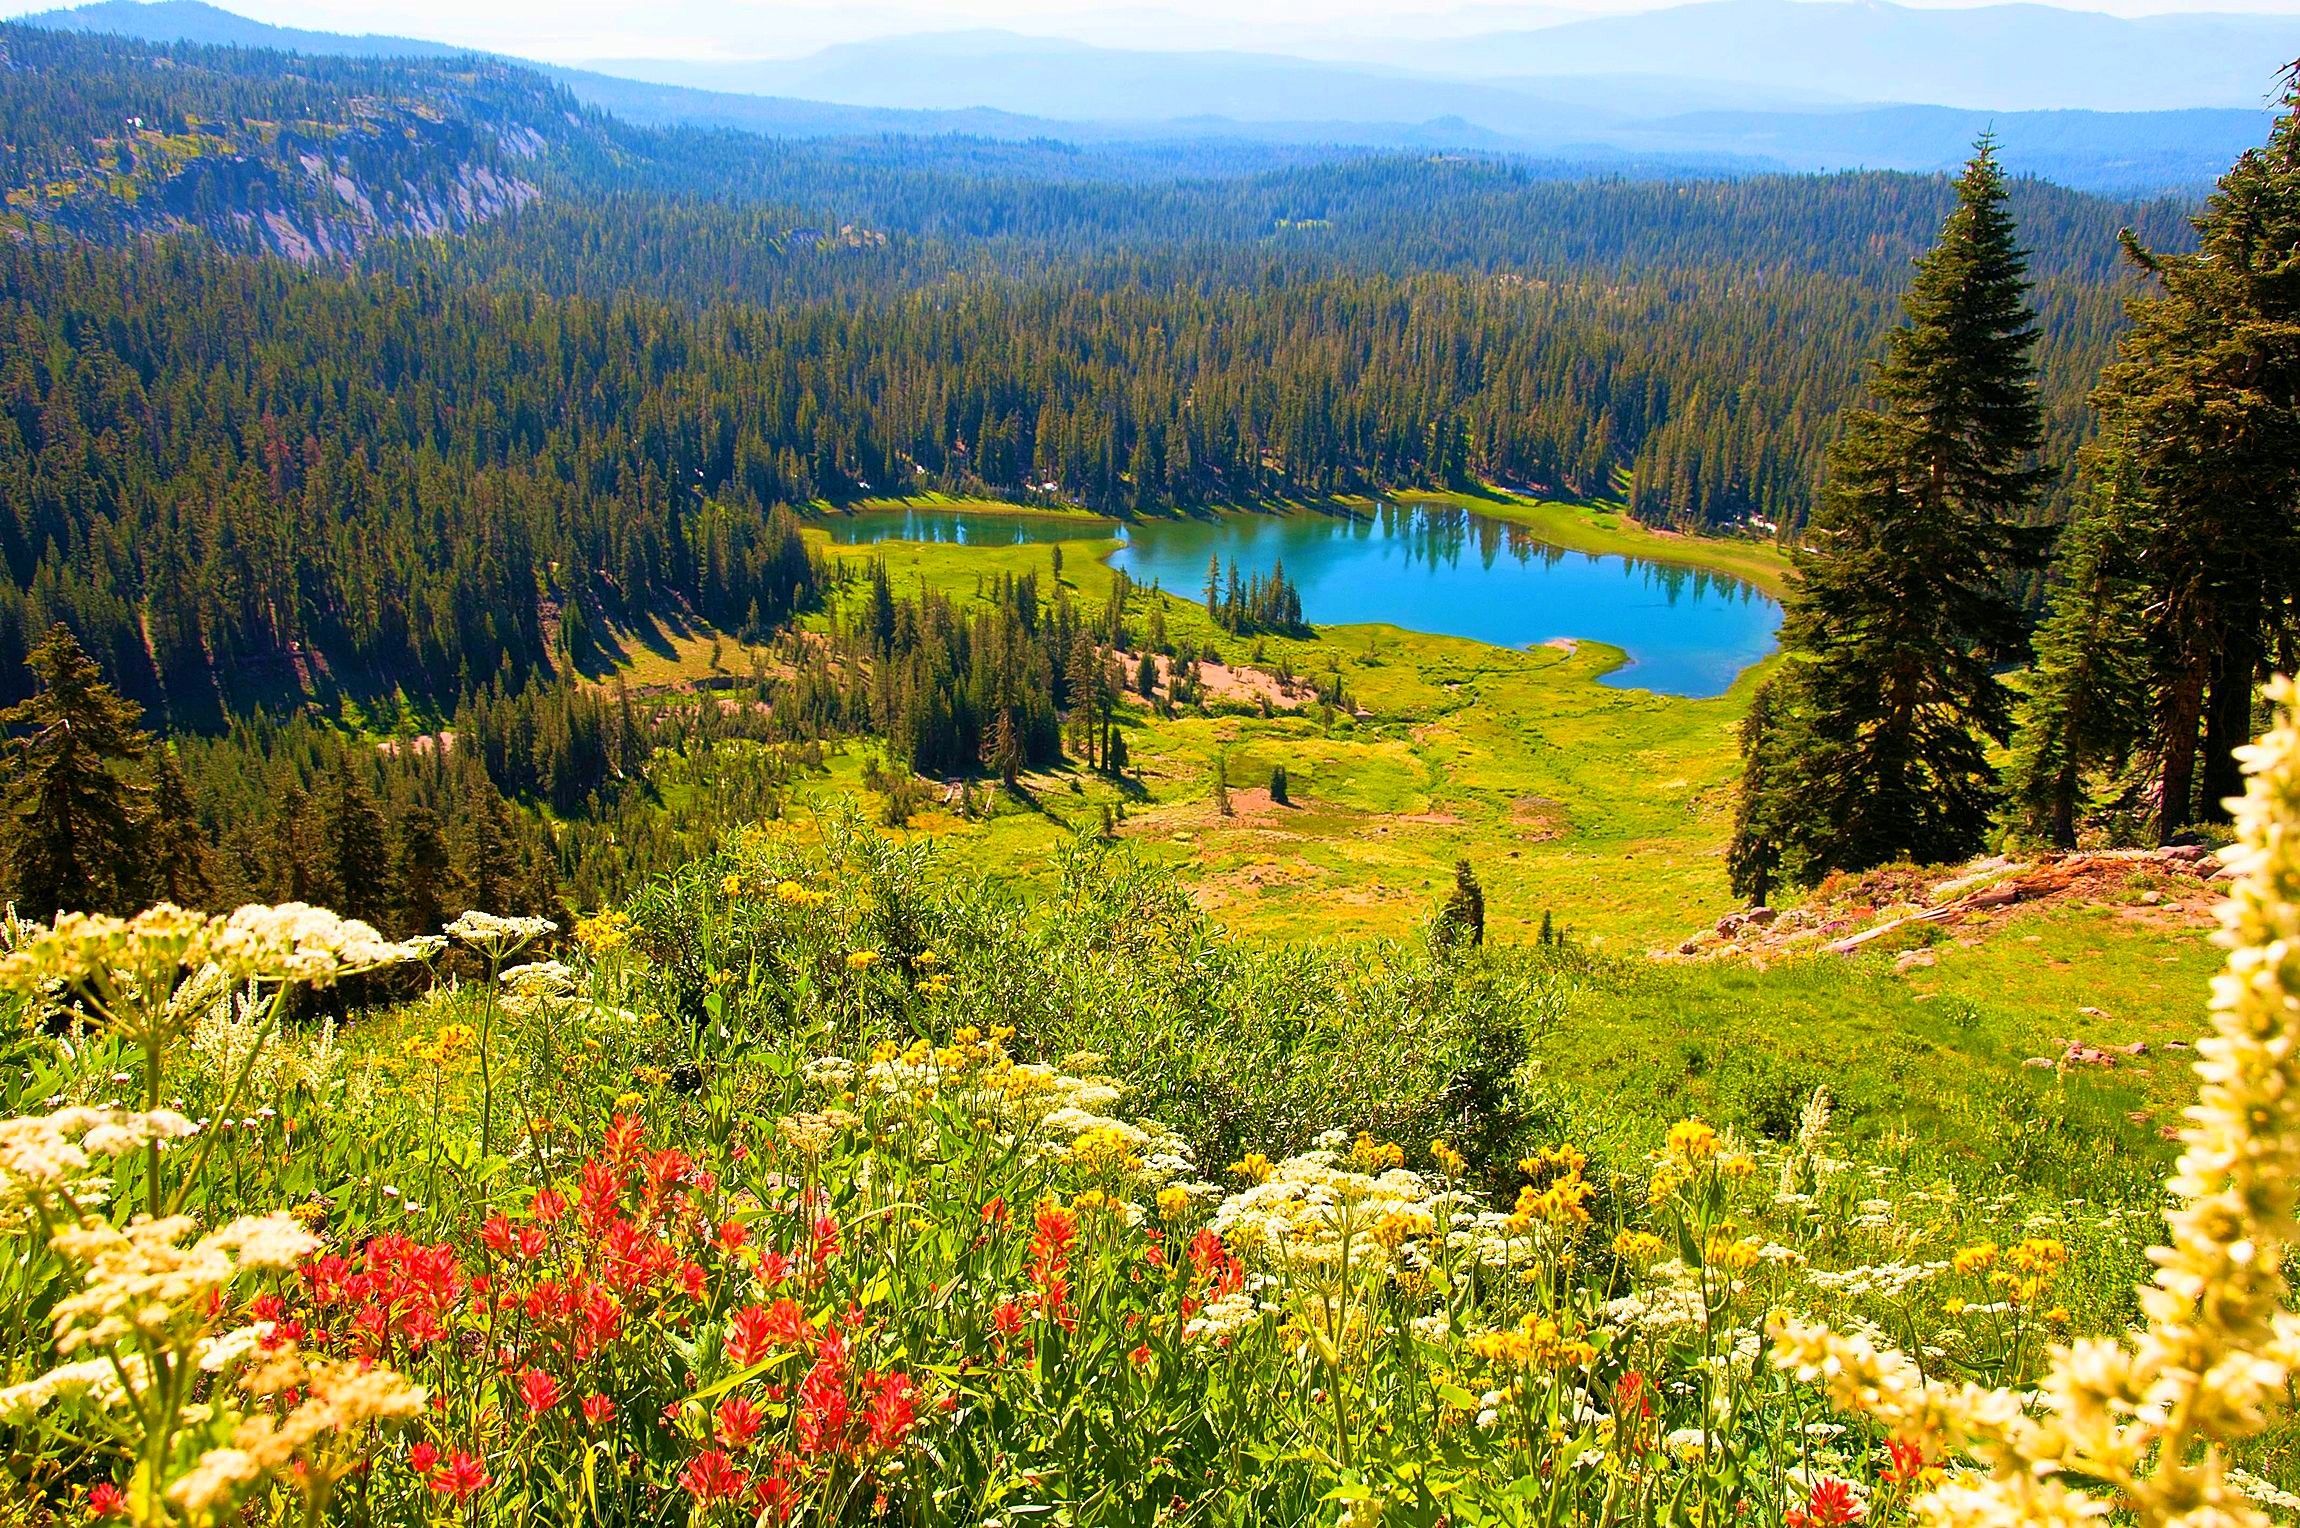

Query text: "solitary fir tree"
[1733, 142, 2047, 884]
[0, 625, 152, 916]
[1438, 859, 1486, 948]
[396, 802, 454, 937]
[1269, 763, 1290, 806]
[2011, 81, 2300, 841]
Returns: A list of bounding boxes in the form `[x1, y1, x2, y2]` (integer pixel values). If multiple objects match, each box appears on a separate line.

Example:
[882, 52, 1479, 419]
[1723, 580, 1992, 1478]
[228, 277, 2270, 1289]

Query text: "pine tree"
[0, 625, 152, 915]
[1749, 143, 2047, 883]
[459, 785, 524, 915]
[2043, 84, 2300, 838]
[144, 743, 215, 909]
[1725, 679, 1787, 906]
[2004, 433, 2154, 846]
[1438, 859, 1486, 947]
[395, 803, 454, 937]
[325, 765, 396, 926]
[1269, 763, 1290, 806]
[987, 708, 1023, 788]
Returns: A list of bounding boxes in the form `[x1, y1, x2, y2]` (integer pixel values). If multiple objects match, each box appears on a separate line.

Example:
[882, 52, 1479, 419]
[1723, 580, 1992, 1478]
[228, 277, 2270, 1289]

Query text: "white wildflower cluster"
[0, 1106, 196, 1222]
[1774, 676, 2300, 1528]
[444, 911, 558, 959]
[776, 1109, 859, 1156]
[1804, 1260, 1949, 1299]
[1182, 1289, 1265, 1343]
[1207, 1143, 1475, 1276]
[1602, 1278, 1709, 1334]
[0, 902, 432, 1006]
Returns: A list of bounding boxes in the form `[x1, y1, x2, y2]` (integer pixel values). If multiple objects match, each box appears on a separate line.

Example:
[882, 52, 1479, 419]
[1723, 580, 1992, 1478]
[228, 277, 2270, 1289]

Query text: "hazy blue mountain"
[1407, 0, 2300, 112]
[18, 0, 2278, 194]
[580, 34, 1694, 134]
[17, 0, 463, 57]
[1640, 103, 2272, 189]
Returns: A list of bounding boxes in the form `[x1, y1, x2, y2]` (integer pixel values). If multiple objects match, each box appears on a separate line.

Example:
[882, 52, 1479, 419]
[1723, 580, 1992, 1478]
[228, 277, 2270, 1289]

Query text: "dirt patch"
[1510, 796, 1567, 840]
[1125, 651, 1316, 713]
[1662, 845, 2227, 962]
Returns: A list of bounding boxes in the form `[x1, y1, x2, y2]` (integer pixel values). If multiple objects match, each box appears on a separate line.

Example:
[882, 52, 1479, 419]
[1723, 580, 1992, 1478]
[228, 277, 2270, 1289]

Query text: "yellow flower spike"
[1613, 1229, 1666, 1263]
[1156, 1185, 1191, 1221]
[720, 873, 746, 897]
[846, 949, 880, 971]
[614, 1090, 642, 1110]
[1718, 1152, 1758, 1181]
[1429, 1139, 1466, 1177]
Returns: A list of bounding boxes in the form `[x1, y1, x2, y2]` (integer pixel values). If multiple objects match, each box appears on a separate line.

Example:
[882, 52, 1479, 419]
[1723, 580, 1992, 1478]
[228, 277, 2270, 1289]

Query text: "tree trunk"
[2048, 760, 2078, 850]
[2199, 631, 2261, 822]
[2156, 662, 2206, 842]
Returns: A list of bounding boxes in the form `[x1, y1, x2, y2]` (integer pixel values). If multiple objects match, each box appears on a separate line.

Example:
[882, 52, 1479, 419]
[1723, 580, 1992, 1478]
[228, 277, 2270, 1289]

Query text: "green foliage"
[2015, 78, 2300, 841]
[1742, 145, 2049, 886]
[0, 623, 151, 914]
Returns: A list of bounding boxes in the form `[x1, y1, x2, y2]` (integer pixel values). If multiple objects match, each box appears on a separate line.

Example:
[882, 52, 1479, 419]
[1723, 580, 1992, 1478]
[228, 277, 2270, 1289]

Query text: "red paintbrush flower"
[679, 1450, 749, 1504]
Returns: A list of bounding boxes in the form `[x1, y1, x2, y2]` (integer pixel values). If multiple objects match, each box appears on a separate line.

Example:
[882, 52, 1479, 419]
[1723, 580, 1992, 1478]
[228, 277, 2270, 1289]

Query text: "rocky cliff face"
[0, 28, 590, 259]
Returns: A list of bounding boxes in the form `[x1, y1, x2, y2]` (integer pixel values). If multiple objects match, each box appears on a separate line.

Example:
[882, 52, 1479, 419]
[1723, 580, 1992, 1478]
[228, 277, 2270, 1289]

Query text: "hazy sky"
[4, 0, 2298, 60]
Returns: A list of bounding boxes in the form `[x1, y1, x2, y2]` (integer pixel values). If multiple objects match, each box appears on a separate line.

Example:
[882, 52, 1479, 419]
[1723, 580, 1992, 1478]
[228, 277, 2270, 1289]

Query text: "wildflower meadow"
[0, 683, 2296, 1526]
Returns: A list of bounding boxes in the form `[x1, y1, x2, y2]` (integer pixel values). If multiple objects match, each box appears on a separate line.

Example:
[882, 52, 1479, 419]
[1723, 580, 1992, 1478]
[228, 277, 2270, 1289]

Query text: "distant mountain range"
[1381, 0, 2300, 112]
[19, 0, 2292, 194]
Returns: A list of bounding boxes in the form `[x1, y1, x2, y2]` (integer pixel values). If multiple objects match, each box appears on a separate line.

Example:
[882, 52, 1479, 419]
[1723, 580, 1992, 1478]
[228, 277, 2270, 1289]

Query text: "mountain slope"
[15, 0, 460, 57]
[0, 22, 590, 259]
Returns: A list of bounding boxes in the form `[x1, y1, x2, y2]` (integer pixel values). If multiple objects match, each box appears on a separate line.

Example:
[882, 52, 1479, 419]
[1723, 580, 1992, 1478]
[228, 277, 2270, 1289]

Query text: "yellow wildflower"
[1429, 1139, 1466, 1177]
[1952, 1242, 2000, 1276]
[574, 909, 631, 955]
[1613, 1230, 1666, 1263]
[1348, 1134, 1405, 1172]
[1230, 1152, 1275, 1184]
[1665, 1119, 1719, 1165]
[846, 950, 879, 971]
[1156, 1185, 1191, 1221]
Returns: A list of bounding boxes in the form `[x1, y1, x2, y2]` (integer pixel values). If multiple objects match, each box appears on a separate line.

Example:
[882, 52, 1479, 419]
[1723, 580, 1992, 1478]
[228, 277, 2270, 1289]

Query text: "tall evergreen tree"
[1725, 680, 1787, 905]
[0, 625, 152, 915]
[395, 803, 454, 937]
[1744, 143, 2048, 883]
[2003, 431, 2154, 846]
[459, 785, 525, 916]
[144, 743, 215, 909]
[2019, 81, 2300, 840]
[325, 765, 396, 926]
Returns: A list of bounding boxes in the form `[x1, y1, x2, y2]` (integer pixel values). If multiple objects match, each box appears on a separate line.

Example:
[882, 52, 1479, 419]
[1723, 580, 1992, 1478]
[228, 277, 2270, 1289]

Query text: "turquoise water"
[823, 505, 1780, 698]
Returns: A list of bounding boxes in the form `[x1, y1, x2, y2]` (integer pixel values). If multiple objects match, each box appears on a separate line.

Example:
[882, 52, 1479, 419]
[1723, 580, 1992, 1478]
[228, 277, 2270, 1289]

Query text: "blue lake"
[820, 504, 1781, 698]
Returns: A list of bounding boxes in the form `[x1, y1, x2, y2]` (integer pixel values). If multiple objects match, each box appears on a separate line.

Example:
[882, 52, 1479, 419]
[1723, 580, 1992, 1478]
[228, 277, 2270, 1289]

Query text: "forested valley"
[0, 17, 2227, 920]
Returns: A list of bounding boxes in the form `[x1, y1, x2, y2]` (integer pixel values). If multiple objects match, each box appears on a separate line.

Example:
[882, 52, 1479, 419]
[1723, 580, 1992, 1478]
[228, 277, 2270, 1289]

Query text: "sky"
[3, 0, 2298, 60]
